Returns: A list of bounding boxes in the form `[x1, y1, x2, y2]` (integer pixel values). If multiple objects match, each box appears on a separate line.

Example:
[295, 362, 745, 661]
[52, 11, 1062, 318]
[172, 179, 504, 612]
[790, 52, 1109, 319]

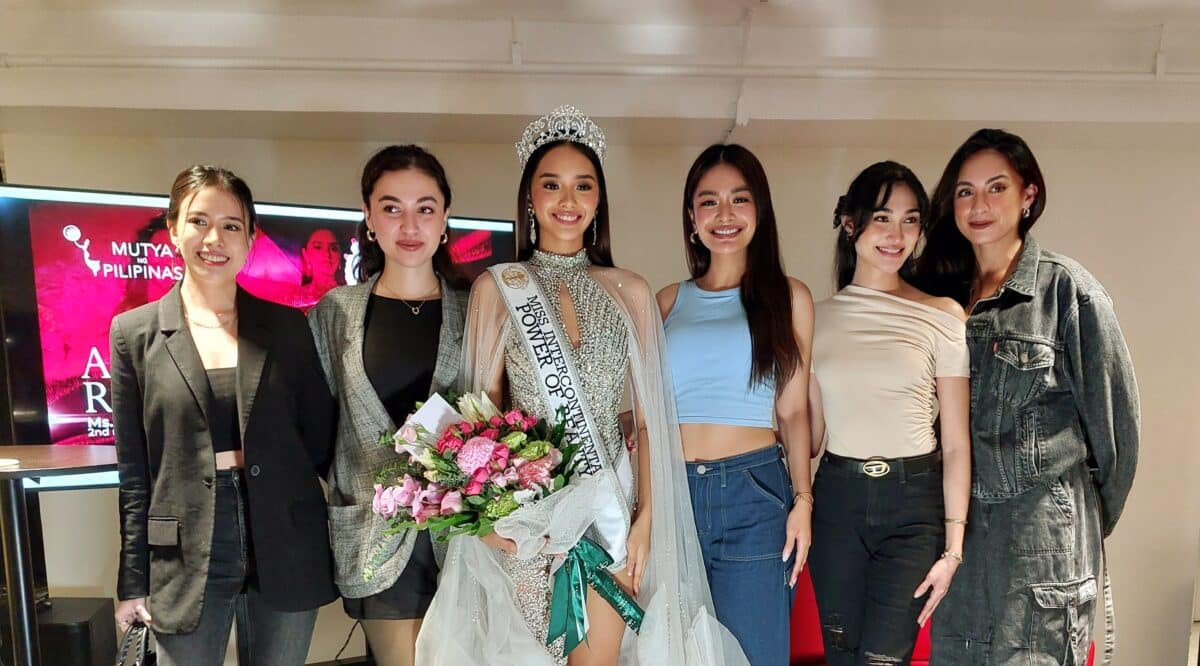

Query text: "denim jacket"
[966, 235, 1139, 537]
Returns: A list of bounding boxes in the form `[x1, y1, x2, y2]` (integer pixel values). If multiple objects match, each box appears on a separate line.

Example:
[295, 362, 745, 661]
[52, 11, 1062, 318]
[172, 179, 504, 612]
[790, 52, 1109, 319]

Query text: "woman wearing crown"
[415, 106, 747, 665]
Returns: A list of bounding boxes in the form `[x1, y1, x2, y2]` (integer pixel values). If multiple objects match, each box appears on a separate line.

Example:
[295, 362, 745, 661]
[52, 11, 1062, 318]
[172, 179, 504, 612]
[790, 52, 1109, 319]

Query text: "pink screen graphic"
[26, 201, 505, 445]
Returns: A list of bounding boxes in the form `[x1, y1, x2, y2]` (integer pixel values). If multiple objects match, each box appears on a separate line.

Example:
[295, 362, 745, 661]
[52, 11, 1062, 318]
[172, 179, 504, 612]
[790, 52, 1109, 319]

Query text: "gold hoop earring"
[366, 228, 377, 242]
[1022, 207, 1031, 219]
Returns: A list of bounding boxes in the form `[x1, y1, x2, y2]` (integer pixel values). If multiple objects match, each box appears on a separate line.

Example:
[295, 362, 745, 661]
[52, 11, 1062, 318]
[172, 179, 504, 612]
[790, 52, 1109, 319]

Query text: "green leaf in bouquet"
[466, 495, 488, 507]
[429, 456, 468, 486]
[373, 460, 413, 486]
[552, 475, 566, 491]
[473, 517, 496, 537]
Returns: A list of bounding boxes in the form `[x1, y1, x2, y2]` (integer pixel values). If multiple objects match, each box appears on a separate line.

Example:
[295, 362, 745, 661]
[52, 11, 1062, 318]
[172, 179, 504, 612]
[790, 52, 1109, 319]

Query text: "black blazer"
[111, 284, 337, 634]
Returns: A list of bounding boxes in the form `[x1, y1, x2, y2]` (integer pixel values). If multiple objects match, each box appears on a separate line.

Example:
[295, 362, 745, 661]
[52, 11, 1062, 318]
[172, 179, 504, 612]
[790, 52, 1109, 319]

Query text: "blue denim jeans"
[154, 470, 318, 666]
[687, 444, 794, 666]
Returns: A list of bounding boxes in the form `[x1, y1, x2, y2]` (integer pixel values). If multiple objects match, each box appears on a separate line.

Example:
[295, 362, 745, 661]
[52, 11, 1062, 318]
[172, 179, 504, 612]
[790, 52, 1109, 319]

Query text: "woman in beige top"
[807, 161, 971, 666]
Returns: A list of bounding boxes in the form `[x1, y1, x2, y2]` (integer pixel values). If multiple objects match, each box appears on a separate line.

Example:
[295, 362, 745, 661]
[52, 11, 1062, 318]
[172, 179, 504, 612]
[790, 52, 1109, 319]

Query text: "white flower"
[512, 489, 539, 505]
[457, 392, 502, 422]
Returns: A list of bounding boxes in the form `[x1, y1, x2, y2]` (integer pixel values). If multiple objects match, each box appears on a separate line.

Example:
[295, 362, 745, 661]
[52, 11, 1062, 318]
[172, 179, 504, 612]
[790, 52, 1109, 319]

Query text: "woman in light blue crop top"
[660, 144, 815, 666]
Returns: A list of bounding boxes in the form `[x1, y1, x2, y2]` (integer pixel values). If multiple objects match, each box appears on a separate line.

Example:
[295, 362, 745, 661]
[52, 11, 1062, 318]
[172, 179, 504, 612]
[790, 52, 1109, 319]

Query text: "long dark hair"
[916, 128, 1047, 303]
[516, 140, 614, 267]
[357, 144, 463, 287]
[833, 161, 930, 290]
[682, 144, 799, 389]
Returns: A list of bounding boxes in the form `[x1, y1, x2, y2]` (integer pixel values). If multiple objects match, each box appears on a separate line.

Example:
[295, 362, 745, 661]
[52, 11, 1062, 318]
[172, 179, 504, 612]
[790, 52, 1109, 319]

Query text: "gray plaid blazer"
[308, 274, 467, 598]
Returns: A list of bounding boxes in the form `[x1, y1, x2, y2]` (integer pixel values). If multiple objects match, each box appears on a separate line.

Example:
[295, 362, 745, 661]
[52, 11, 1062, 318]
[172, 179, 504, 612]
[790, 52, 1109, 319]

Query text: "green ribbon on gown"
[546, 536, 644, 655]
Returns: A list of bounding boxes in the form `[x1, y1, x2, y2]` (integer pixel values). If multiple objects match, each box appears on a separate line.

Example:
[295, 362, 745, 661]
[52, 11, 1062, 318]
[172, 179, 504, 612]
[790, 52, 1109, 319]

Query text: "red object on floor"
[789, 567, 1095, 665]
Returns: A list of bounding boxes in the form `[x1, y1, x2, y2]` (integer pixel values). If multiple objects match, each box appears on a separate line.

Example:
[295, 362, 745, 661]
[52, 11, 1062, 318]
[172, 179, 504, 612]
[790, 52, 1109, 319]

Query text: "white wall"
[5, 130, 1196, 664]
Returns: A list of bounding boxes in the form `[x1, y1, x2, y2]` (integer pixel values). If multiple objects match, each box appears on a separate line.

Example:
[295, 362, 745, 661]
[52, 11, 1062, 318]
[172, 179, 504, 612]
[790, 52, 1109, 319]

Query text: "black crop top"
[206, 367, 241, 453]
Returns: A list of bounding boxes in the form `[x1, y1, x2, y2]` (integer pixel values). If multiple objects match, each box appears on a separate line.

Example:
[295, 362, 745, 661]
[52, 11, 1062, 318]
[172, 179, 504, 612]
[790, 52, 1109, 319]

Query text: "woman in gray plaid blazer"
[308, 146, 468, 666]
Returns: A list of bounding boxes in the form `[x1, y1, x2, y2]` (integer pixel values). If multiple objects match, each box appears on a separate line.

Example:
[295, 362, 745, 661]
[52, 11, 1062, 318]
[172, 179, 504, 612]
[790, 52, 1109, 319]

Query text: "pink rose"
[440, 490, 463, 515]
[504, 409, 525, 427]
[489, 415, 505, 428]
[413, 502, 440, 525]
[456, 436, 500, 476]
[436, 432, 464, 455]
[464, 467, 490, 496]
[479, 428, 500, 442]
[523, 415, 539, 431]
[395, 474, 421, 507]
[490, 445, 511, 469]
[518, 449, 562, 490]
[372, 483, 400, 519]
[459, 422, 475, 435]
[491, 466, 519, 489]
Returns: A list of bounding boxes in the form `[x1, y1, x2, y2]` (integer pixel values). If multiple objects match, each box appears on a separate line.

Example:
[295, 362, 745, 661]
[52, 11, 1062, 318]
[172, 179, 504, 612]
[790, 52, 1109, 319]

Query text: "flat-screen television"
[0, 184, 515, 489]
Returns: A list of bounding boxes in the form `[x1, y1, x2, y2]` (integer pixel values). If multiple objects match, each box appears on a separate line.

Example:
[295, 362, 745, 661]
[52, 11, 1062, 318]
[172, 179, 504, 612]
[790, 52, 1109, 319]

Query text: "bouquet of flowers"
[369, 392, 580, 542]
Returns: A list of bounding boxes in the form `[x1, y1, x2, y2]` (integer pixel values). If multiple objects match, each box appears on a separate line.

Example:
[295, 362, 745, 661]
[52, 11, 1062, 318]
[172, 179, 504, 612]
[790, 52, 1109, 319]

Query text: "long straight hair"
[357, 144, 464, 288]
[915, 128, 1048, 303]
[681, 144, 799, 389]
[516, 140, 614, 267]
[833, 161, 930, 290]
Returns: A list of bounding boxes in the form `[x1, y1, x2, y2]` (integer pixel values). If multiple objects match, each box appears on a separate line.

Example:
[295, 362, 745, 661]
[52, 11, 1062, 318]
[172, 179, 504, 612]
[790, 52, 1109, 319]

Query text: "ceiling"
[1, 0, 1198, 158]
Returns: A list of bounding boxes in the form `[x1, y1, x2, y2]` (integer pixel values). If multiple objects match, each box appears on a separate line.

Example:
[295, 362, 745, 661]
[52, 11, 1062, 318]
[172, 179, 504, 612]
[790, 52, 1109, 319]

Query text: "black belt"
[821, 449, 942, 480]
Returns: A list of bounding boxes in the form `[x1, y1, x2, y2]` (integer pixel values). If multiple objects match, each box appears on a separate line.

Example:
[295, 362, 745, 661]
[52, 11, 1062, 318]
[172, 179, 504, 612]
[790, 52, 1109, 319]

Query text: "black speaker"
[0, 596, 117, 666]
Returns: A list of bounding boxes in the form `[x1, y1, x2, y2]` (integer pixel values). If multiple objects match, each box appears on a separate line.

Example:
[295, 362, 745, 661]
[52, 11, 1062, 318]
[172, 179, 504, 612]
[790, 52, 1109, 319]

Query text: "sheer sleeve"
[591, 267, 748, 665]
[460, 271, 511, 398]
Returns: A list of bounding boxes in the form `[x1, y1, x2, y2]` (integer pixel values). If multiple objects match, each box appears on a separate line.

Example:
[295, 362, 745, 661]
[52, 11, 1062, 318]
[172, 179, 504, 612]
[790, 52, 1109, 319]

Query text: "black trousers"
[808, 453, 944, 666]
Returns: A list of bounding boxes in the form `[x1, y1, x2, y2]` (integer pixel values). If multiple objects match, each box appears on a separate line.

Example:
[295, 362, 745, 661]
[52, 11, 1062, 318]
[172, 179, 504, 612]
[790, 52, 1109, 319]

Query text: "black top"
[205, 367, 241, 452]
[363, 295, 442, 424]
[110, 285, 337, 633]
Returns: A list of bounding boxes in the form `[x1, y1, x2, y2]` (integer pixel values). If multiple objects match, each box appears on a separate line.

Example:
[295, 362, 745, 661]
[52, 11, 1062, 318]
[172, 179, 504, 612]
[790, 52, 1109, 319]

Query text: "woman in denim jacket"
[918, 129, 1139, 666]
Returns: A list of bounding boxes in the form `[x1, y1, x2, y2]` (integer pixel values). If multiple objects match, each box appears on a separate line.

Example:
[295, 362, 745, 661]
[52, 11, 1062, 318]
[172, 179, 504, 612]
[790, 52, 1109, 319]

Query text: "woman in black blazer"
[110, 166, 337, 666]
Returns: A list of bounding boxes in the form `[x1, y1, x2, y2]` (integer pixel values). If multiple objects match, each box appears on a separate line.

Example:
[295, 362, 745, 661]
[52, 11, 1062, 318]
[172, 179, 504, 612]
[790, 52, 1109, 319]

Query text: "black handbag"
[115, 620, 157, 666]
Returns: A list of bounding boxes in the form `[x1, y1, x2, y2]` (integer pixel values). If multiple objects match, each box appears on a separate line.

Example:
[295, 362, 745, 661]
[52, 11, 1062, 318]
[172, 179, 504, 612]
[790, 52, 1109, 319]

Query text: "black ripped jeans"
[808, 452, 944, 666]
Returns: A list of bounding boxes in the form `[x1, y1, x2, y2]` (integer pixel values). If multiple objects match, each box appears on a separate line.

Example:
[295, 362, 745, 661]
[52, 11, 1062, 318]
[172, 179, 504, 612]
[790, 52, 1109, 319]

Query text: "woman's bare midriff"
[214, 450, 244, 470]
[681, 423, 777, 462]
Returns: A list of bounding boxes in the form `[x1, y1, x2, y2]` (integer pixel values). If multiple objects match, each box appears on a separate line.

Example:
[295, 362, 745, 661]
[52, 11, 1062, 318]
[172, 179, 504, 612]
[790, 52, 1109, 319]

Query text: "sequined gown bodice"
[499, 249, 632, 661]
[504, 250, 628, 464]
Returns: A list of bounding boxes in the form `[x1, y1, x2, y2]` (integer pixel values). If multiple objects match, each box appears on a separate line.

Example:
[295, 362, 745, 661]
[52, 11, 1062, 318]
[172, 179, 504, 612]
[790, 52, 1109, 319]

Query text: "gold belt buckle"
[862, 458, 891, 478]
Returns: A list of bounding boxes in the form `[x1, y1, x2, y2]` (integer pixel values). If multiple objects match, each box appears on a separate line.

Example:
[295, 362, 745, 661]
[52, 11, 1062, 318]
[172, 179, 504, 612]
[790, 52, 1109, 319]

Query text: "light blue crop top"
[663, 280, 775, 428]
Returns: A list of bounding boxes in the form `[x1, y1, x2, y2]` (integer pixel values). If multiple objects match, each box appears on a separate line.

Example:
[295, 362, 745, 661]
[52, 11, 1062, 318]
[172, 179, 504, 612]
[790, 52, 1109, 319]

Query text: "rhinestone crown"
[515, 104, 607, 169]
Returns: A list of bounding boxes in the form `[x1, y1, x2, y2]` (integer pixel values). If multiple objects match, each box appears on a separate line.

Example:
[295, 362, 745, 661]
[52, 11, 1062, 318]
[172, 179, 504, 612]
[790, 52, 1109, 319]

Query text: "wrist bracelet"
[793, 491, 814, 507]
[941, 550, 964, 564]
[943, 517, 967, 526]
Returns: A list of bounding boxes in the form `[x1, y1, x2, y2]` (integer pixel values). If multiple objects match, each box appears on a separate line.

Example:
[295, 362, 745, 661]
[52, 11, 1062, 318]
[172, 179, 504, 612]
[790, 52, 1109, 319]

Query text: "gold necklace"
[185, 310, 237, 329]
[378, 283, 441, 316]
